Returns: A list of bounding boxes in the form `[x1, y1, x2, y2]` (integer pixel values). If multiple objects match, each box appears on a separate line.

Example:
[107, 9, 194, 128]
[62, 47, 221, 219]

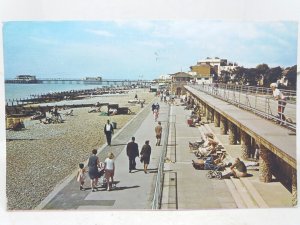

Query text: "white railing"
[188, 83, 296, 131]
[151, 106, 171, 209]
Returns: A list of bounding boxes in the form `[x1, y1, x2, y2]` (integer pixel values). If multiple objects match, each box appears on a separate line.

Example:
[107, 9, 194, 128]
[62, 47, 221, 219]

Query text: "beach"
[6, 88, 156, 210]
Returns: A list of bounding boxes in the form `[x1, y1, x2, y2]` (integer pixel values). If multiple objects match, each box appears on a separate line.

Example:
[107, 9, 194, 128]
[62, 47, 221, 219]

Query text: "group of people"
[193, 133, 219, 158]
[77, 149, 115, 192]
[123, 120, 162, 174]
[76, 120, 163, 191]
[126, 137, 152, 174]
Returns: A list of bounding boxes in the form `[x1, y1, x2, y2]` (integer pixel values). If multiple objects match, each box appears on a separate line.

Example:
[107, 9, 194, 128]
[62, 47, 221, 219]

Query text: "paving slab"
[40, 99, 170, 210]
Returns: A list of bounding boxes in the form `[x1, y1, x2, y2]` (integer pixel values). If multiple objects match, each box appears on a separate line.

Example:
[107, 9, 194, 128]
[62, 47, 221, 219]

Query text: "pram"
[97, 162, 116, 189]
[204, 157, 222, 180]
[97, 162, 107, 188]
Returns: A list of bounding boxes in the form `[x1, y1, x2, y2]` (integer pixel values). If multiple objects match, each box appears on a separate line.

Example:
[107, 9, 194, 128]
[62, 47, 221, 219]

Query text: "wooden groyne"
[6, 87, 131, 106]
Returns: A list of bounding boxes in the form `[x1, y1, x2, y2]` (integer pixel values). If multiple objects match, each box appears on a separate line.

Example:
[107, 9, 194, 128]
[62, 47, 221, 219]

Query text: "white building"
[159, 74, 172, 81]
[197, 57, 239, 76]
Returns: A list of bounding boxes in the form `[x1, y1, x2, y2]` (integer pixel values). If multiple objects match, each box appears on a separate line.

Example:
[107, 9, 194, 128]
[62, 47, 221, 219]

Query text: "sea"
[4, 83, 107, 103]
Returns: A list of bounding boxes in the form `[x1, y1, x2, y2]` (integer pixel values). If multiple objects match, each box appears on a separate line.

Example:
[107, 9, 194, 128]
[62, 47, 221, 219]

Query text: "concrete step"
[239, 177, 269, 208]
[204, 123, 269, 208]
[229, 176, 258, 208]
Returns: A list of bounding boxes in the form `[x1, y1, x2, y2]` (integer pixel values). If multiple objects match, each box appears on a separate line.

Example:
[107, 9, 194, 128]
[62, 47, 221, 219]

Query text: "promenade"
[36, 96, 293, 210]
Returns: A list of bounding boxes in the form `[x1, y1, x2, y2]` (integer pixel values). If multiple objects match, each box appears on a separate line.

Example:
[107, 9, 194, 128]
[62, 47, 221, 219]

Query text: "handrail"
[151, 105, 171, 209]
[187, 83, 296, 132]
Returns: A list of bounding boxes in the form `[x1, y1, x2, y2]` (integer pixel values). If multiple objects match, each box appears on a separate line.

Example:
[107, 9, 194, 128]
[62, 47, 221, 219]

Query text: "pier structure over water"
[5, 78, 153, 86]
[185, 84, 297, 205]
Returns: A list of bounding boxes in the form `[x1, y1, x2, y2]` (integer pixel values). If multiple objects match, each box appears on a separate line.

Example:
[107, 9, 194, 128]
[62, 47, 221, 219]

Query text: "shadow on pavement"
[113, 185, 140, 191]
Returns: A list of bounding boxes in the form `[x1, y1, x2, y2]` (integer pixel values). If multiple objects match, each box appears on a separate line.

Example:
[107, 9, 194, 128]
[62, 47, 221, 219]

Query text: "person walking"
[104, 120, 114, 146]
[87, 149, 100, 192]
[270, 83, 287, 124]
[140, 140, 152, 174]
[151, 103, 156, 113]
[153, 108, 159, 121]
[104, 152, 115, 191]
[155, 121, 162, 146]
[126, 137, 139, 173]
[76, 163, 87, 191]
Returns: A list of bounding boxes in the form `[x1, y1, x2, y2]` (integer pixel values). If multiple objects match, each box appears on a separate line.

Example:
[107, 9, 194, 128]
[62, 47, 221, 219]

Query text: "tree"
[219, 70, 230, 83]
[231, 66, 246, 84]
[264, 66, 282, 87]
[285, 65, 297, 89]
[256, 64, 270, 75]
[244, 68, 259, 86]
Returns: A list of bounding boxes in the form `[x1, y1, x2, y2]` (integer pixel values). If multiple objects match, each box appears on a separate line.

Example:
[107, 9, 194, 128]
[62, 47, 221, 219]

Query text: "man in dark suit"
[126, 137, 139, 173]
[104, 120, 114, 146]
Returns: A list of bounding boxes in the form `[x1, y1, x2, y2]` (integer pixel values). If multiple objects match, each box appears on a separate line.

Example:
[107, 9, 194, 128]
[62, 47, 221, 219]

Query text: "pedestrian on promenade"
[140, 140, 152, 174]
[270, 83, 287, 124]
[76, 163, 87, 191]
[104, 152, 115, 191]
[151, 103, 156, 113]
[104, 120, 114, 146]
[126, 137, 139, 173]
[153, 108, 159, 121]
[87, 149, 100, 192]
[230, 158, 247, 178]
[155, 121, 162, 146]
[155, 102, 160, 112]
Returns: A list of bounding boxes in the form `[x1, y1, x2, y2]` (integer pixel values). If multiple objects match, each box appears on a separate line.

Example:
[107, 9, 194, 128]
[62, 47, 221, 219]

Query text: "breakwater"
[5, 86, 131, 107]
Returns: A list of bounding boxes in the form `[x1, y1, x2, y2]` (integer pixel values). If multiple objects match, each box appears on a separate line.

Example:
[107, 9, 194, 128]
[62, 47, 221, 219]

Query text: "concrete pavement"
[38, 98, 169, 209]
[161, 98, 292, 209]
[37, 96, 293, 210]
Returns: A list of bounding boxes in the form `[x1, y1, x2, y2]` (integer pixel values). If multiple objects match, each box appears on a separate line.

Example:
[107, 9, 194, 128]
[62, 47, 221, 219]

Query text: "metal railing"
[188, 83, 296, 131]
[151, 105, 171, 209]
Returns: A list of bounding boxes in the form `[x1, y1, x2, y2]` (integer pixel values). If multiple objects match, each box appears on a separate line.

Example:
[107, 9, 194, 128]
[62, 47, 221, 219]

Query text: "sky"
[3, 20, 298, 80]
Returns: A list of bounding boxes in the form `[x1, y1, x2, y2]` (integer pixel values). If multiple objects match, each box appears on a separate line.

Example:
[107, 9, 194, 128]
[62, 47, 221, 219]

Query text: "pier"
[5, 78, 153, 86]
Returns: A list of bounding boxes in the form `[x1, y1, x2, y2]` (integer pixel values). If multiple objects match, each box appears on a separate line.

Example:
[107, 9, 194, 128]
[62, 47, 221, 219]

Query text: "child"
[104, 152, 115, 191]
[77, 163, 86, 191]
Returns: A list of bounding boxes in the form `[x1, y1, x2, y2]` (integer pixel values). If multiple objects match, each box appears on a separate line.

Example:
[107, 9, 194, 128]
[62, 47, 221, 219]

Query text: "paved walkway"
[36, 97, 293, 210]
[38, 99, 169, 210]
[161, 99, 292, 209]
[186, 85, 296, 168]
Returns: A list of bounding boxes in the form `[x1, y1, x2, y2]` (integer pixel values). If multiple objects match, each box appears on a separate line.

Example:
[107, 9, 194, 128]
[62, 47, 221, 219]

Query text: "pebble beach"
[6, 88, 155, 210]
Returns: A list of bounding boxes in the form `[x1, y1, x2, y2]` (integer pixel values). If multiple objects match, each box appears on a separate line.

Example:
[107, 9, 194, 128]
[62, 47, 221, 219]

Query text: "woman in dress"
[140, 140, 152, 174]
[87, 149, 100, 192]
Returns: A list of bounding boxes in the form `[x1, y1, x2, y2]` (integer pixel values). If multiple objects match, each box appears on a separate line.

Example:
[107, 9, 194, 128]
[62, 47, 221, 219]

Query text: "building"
[197, 57, 227, 74]
[7, 75, 38, 83]
[83, 76, 102, 81]
[190, 63, 214, 84]
[82, 76, 102, 84]
[15, 75, 37, 81]
[190, 57, 239, 84]
[169, 72, 193, 95]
